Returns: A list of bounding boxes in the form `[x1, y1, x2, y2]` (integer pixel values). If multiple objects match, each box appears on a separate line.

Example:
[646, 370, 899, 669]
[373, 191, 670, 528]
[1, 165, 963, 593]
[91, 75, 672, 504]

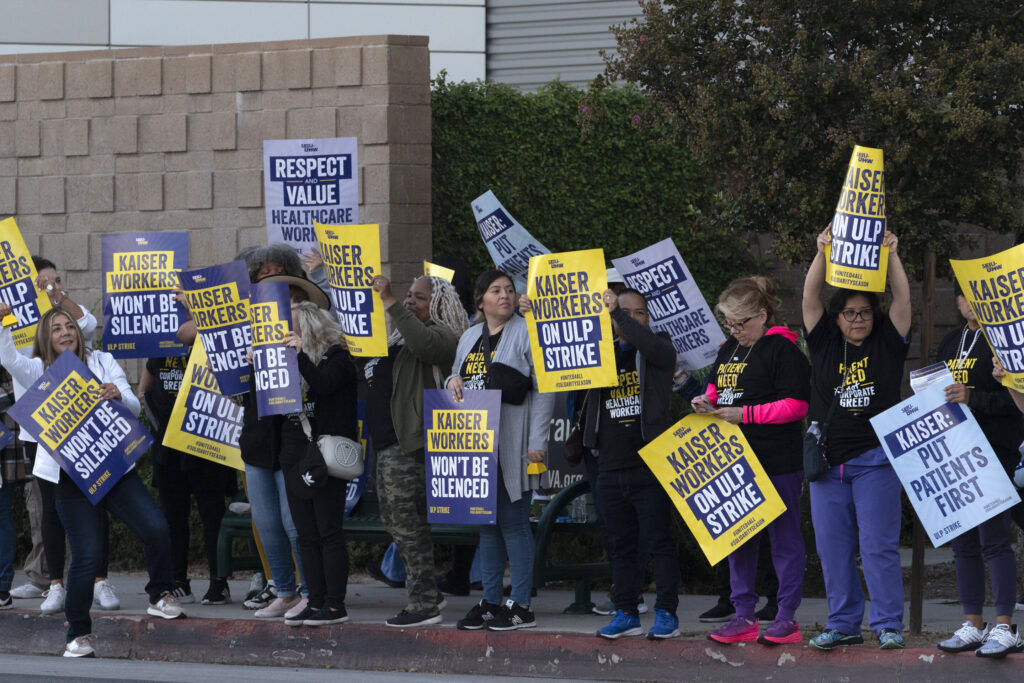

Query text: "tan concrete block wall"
[0, 35, 432, 379]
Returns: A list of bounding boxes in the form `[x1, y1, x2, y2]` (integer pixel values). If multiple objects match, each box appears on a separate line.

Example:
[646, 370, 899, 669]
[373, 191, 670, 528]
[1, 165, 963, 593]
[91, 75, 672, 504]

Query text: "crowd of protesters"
[1, 229, 1024, 662]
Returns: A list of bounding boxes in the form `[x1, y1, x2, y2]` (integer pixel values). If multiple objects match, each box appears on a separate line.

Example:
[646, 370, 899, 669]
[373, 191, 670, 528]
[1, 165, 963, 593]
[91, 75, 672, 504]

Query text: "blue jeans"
[480, 481, 534, 606]
[244, 464, 304, 597]
[56, 471, 173, 642]
[0, 484, 15, 592]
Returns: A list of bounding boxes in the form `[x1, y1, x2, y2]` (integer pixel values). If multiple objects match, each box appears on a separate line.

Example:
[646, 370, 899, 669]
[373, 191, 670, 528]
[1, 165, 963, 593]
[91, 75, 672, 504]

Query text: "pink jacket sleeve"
[704, 383, 719, 407]
[743, 398, 808, 425]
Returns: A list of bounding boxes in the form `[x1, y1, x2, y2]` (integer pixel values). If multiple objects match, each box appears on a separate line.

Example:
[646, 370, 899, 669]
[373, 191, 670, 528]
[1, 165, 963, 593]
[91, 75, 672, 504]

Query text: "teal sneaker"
[809, 628, 864, 651]
[597, 610, 643, 639]
[878, 628, 905, 650]
[647, 609, 680, 640]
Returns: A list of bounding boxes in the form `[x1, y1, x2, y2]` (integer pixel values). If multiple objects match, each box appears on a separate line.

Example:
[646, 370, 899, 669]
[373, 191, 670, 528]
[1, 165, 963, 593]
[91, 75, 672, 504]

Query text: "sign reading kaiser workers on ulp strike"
[826, 145, 889, 292]
[424, 389, 499, 525]
[314, 222, 387, 357]
[951, 243, 1024, 392]
[8, 351, 153, 504]
[248, 281, 302, 418]
[0, 217, 52, 349]
[177, 260, 252, 396]
[162, 343, 244, 471]
[612, 239, 726, 371]
[871, 383, 1020, 545]
[525, 249, 617, 394]
[639, 414, 785, 565]
[101, 232, 189, 359]
[263, 137, 358, 253]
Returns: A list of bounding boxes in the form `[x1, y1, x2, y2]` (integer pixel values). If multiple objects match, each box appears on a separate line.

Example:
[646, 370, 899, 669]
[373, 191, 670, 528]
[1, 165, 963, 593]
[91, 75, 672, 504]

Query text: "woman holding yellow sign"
[692, 277, 809, 646]
[802, 226, 911, 651]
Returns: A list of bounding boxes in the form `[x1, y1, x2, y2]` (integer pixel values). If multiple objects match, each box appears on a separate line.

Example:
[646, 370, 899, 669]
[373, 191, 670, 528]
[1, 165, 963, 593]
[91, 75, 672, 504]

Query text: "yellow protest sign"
[162, 343, 244, 470]
[424, 261, 455, 283]
[0, 217, 53, 348]
[825, 146, 889, 292]
[951, 243, 1024, 392]
[525, 249, 617, 394]
[314, 222, 387, 357]
[639, 414, 786, 565]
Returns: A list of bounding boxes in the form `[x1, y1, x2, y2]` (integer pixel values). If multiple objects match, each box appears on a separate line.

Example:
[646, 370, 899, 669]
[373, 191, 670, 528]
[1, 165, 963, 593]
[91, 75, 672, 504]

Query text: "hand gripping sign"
[101, 232, 189, 358]
[870, 383, 1019, 545]
[639, 414, 785, 565]
[951, 243, 1024, 393]
[8, 350, 153, 504]
[0, 217, 53, 349]
[525, 249, 617, 394]
[162, 343, 244, 471]
[826, 146, 889, 292]
[314, 222, 387, 357]
[424, 389, 500, 524]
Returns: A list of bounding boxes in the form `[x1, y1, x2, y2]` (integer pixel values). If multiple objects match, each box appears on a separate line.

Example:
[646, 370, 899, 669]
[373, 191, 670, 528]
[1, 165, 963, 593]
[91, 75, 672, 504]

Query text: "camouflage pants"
[376, 444, 438, 613]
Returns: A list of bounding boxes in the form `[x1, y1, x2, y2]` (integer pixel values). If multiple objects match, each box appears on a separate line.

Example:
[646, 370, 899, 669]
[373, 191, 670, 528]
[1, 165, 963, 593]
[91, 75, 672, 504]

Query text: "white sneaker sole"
[597, 627, 643, 639]
[146, 607, 185, 620]
[63, 650, 95, 658]
[385, 614, 443, 628]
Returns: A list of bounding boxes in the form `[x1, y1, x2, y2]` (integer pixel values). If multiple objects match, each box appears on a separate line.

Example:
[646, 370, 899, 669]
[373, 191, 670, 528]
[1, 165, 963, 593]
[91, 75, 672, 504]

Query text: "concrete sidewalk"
[1, 564, 1022, 680]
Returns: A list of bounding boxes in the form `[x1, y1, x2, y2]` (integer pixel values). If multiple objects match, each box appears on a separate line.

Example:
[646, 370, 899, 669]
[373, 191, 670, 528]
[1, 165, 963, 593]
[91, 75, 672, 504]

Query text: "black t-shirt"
[710, 332, 810, 475]
[460, 329, 502, 390]
[806, 315, 909, 465]
[144, 355, 187, 430]
[597, 345, 645, 471]
[362, 344, 400, 450]
[937, 324, 1024, 471]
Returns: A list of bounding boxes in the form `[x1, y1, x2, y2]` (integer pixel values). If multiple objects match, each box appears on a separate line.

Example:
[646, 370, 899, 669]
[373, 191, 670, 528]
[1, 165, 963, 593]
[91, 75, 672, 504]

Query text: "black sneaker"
[0, 591, 12, 609]
[386, 608, 443, 628]
[243, 584, 276, 610]
[303, 605, 349, 626]
[436, 572, 470, 596]
[366, 561, 405, 589]
[755, 600, 778, 622]
[284, 604, 319, 627]
[169, 580, 195, 605]
[457, 599, 501, 630]
[699, 600, 735, 623]
[201, 579, 231, 605]
[487, 599, 536, 631]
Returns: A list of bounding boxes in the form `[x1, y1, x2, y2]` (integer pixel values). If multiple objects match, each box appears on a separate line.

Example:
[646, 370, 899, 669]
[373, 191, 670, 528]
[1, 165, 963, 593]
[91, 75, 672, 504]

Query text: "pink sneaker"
[708, 616, 759, 644]
[255, 596, 301, 618]
[758, 618, 802, 645]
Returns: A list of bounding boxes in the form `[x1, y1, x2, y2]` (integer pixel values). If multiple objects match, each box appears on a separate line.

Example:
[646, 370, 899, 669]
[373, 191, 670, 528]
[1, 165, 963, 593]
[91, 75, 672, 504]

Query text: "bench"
[217, 479, 611, 612]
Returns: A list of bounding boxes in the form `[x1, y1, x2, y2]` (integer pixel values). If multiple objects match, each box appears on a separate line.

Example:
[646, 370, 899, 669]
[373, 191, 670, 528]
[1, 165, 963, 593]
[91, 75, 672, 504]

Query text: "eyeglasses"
[840, 308, 874, 322]
[721, 316, 753, 332]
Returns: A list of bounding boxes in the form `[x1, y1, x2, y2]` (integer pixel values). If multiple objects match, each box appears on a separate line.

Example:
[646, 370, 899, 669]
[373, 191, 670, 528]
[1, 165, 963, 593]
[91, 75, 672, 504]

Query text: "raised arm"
[802, 227, 830, 333]
[884, 232, 911, 337]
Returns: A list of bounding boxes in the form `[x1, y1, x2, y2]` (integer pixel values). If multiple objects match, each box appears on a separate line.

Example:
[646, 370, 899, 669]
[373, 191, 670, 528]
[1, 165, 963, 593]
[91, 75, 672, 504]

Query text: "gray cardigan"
[447, 313, 555, 502]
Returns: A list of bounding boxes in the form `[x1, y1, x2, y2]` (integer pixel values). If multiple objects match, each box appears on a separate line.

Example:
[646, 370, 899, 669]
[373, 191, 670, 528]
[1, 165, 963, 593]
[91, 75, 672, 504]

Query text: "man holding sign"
[0, 302, 184, 659]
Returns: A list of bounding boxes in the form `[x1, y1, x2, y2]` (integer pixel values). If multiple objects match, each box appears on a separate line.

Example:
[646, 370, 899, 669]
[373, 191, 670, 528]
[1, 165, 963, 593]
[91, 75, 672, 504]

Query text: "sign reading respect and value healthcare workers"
[263, 138, 358, 253]
[612, 239, 726, 371]
[314, 222, 387, 357]
[101, 232, 189, 359]
[8, 350, 153, 504]
[248, 282, 302, 418]
[471, 190, 550, 293]
[825, 145, 889, 292]
[0, 217, 52, 349]
[870, 383, 1019, 546]
[424, 389, 500, 525]
[525, 249, 617, 394]
[178, 260, 252, 396]
[951, 243, 1024, 393]
[639, 414, 785, 565]
[161, 343, 244, 471]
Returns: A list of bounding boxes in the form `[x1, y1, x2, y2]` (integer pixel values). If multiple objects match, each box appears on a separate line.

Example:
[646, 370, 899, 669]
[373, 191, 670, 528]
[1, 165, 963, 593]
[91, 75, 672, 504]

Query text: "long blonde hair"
[292, 300, 342, 361]
[33, 308, 87, 367]
[387, 276, 469, 345]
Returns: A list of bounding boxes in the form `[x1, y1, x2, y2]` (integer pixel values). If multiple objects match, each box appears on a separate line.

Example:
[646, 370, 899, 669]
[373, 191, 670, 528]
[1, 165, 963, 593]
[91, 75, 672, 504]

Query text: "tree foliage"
[431, 75, 758, 298]
[604, 1, 1024, 275]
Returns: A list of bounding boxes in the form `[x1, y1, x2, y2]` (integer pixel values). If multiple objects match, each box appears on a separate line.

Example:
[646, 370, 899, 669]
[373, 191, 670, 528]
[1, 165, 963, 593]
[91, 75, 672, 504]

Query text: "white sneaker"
[937, 621, 988, 652]
[93, 580, 120, 611]
[255, 595, 302, 618]
[976, 623, 1024, 659]
[10, 583, 45, 599]
[40, 584, 66, 615]
[63, 634, 96, 658]
[284, 597, 308, 620]
[147, 592, 185, 620]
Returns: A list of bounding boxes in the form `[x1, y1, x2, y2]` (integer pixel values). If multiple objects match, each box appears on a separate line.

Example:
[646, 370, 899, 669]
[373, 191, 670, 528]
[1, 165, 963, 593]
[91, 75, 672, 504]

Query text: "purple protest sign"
[248, 282, 302, 418]
[178, 260, 251, 396]
[424, 388, 500, 525]
[8, 350, 153, 504]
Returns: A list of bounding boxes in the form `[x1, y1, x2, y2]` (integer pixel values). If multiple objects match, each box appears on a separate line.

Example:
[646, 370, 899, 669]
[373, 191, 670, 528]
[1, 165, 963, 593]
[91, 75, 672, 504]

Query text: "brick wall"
[0, 35, 431, 376]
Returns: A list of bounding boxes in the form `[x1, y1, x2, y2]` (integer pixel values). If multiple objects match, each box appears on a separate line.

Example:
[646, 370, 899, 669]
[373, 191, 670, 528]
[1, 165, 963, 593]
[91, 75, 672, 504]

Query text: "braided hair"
[387, 276, 469, 345]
